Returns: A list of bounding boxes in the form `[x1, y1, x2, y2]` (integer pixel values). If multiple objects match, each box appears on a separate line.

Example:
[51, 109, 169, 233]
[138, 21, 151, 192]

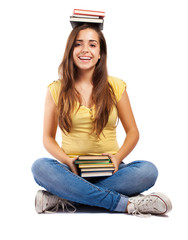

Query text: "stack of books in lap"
[75, 155, 115, 178]
[70, 9, 105, 30]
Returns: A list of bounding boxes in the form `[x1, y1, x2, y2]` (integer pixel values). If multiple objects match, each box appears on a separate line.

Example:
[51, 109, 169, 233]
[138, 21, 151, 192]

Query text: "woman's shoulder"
[48, 80, 62, 106]
[48, 79, 61, 88]
[108, 75, 126, 87]
[108, 76, 127, 102]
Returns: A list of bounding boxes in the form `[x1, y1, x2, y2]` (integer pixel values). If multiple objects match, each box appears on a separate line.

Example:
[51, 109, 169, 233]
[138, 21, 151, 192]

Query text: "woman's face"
[73, 28, 101, 72]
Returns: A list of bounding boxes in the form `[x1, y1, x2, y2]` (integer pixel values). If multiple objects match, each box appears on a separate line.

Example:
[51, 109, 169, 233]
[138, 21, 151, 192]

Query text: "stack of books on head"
[70, 9, 105, 30]
[75, 155, 115, 178]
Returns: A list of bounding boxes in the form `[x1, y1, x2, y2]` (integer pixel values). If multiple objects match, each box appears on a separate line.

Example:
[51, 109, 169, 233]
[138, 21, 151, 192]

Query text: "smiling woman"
[31, 23, 172, 216]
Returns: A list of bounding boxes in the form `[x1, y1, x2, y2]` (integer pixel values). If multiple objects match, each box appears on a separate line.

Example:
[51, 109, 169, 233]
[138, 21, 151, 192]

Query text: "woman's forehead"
[76, 28, 99, 42]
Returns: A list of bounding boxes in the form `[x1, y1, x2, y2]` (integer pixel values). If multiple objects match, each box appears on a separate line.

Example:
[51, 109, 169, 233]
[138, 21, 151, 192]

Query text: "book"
[70, 16, 104, 30]
[70, 9, 105, 30]
[75, 160, 111, 164]
[81, 167, 115, 172]
[75, 155, 110, 164]
[75, 155, 115, 178]
[73, 9, 105, 18]
[77, 155, 110, 160]
[72, 14, 100, 19]
[81, 171, 113, 178]
[78, 163, 114, 168]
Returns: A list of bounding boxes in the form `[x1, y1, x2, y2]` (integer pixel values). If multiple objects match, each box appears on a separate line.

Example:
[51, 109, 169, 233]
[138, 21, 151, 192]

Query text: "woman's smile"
[78, 56, 92, 63]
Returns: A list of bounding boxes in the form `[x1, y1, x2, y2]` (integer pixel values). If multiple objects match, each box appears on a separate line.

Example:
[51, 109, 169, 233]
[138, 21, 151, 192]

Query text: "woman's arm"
[43, 89, 78, 174]
[115, 89, 139, 161]
[103, 89, 139, 173]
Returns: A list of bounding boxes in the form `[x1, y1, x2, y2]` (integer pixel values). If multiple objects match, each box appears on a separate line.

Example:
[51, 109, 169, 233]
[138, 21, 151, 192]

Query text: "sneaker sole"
[35, 190, 45, 213]
[151, 192, 172, 214]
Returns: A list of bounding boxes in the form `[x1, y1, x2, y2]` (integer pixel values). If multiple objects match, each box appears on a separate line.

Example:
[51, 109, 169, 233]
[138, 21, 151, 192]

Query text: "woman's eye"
[75, 42, 82, 47]
[90, 44, 96, 47]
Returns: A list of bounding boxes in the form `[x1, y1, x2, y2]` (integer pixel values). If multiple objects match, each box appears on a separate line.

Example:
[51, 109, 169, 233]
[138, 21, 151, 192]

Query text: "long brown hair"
[58, 24, 117, 139]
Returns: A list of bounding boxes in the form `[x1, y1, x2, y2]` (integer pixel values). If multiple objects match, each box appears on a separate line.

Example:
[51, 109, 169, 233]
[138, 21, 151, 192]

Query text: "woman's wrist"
[61, 156, 71, 165]
[114, 153, 123, 165]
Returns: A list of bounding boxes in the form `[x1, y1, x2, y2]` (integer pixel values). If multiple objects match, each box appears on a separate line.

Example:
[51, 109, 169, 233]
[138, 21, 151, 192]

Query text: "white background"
[0, 0, 188, 239]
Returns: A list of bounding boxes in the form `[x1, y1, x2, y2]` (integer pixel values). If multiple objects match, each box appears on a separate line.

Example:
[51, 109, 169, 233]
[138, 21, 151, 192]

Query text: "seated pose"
[31, 23, 172, 216]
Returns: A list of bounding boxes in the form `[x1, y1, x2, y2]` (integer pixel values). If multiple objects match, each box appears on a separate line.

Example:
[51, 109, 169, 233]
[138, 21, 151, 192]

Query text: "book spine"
[78, 164, 114, 168]
[75, 161, 111, 164]
[70, 18, 103, 23]
[81, 171, 113, 177]
[72, 14, 100, 19]
[77, 155, 110, 160]
[73, 9, 105, 17]
[81, 168, 115, 172]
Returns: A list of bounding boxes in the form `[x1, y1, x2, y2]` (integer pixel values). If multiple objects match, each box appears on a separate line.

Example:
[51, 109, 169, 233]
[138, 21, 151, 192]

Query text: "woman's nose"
[81, 44, 89, 53]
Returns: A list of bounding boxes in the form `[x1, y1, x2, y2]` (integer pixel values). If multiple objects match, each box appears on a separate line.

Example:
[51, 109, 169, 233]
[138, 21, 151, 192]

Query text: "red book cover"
[73, 9, 105, 18]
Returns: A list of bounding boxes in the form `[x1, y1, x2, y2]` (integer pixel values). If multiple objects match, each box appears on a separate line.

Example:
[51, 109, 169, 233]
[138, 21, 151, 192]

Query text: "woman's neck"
[76, 68, 94, 84]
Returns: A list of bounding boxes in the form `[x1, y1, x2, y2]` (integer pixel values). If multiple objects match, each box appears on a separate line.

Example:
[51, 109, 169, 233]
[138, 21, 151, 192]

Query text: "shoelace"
[130, 195, 159, 217]
[132, 209, 151, 218]
[45, 199, 77, 213]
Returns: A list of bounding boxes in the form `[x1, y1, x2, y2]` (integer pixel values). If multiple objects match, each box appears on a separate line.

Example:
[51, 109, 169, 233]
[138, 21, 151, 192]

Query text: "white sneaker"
[127, 192, 172, 217]
[35, 190, 76, 214]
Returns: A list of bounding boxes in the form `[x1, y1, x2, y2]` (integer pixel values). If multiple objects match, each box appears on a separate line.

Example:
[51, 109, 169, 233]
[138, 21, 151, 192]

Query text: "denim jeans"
[31, 158, 158, 212]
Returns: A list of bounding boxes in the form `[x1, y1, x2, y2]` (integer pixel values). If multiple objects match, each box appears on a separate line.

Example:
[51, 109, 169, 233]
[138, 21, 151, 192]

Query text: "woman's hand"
[66, 157, 79, 175]
[102, 153, 121, 174]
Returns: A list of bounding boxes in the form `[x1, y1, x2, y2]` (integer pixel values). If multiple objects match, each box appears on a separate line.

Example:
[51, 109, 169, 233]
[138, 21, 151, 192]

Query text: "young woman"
[31, 23, 172, 216]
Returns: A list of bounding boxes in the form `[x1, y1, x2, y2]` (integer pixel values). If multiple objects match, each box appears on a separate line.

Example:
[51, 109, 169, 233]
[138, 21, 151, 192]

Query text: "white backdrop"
[0, 0, 187, 239]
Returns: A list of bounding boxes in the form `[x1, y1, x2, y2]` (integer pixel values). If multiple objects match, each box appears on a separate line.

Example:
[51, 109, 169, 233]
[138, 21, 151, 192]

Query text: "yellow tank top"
[48, 76, 126, 158]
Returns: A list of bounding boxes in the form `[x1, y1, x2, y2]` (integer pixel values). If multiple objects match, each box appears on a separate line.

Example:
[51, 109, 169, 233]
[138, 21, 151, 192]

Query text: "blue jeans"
[31, 158, 158, 212]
